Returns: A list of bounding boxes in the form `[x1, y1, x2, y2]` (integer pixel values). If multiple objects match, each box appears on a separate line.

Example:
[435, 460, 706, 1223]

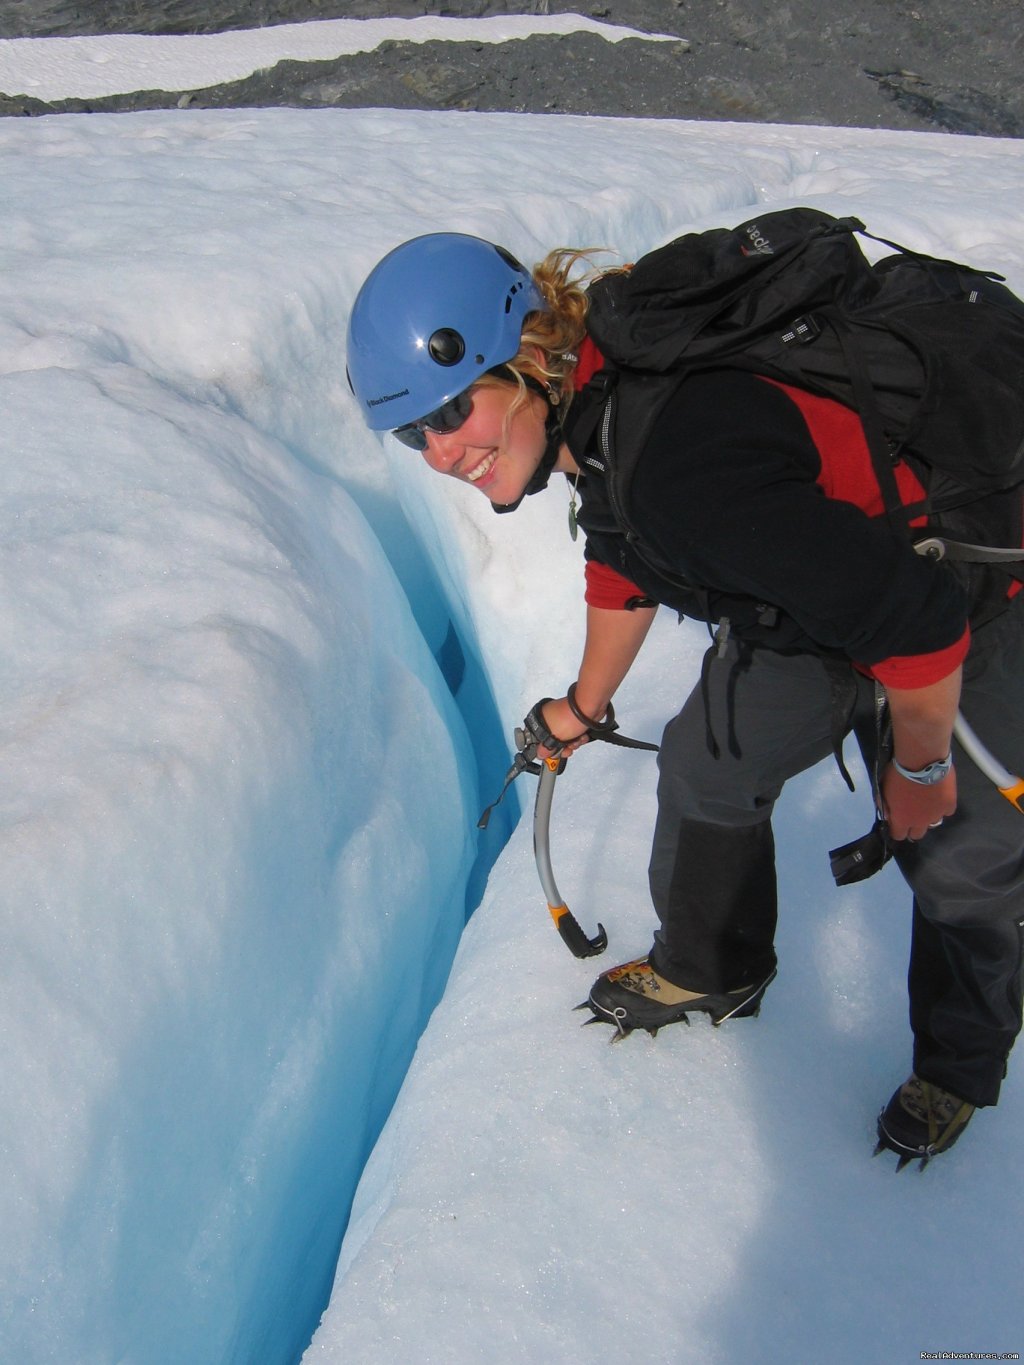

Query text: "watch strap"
[892, 753, 953, 785]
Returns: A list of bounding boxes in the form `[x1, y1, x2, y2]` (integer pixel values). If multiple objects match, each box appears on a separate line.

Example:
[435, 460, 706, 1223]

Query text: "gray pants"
[648, 603, 1024, 1107]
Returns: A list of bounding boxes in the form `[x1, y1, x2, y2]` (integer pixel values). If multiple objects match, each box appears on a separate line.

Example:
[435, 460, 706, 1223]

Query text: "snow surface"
[1, 63, 1024, 1365]
[0, 14, 675, 102]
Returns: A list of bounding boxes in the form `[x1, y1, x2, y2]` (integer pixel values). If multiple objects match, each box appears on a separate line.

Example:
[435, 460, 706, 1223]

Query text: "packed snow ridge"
[2, 100, 1023, 1365]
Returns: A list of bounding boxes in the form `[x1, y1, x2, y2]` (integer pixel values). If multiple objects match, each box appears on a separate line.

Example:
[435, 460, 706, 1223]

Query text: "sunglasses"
[391, 387, 474, 451]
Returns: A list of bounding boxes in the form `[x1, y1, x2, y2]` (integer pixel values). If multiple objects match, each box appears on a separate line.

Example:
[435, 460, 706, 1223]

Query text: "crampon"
[873, 1074, 975, 1172]
[576, 957, 776, 1041]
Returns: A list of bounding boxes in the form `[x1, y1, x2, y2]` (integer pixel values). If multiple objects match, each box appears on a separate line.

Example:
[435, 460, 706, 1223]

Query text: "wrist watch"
[892, 753, 953, 785]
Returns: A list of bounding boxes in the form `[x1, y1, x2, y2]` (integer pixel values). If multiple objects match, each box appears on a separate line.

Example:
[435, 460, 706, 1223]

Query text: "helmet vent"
[504, 279, 527, 314]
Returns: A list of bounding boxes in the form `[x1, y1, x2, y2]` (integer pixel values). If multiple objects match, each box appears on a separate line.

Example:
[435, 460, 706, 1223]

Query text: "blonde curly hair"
[473, 248, 611, 426]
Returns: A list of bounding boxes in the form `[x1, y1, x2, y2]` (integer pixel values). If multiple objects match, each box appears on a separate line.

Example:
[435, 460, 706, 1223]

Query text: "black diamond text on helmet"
[367, 387, 411, 408]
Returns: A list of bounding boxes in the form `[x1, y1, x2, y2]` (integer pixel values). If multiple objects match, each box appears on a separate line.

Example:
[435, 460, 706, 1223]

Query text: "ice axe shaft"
[911, 539, 1024, 812]
[533, 757, 607, 958]
[481, 693, 653, 955]
[954, 711, 1024, 813]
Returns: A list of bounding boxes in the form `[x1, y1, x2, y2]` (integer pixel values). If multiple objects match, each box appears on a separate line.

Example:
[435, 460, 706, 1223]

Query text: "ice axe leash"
[478, 686, 658, 958]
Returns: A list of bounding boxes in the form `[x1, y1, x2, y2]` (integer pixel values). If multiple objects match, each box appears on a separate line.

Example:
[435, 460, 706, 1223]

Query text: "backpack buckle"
[780, 314, 821, 345]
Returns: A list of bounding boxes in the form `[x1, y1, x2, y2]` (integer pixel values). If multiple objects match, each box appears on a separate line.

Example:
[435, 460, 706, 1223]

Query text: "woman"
[346, 230, 1024, 1169]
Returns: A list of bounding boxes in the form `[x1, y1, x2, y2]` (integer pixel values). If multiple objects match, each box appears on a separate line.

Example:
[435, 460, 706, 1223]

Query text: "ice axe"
[478, 689, 657, 957]
[533, 755, 608, 957]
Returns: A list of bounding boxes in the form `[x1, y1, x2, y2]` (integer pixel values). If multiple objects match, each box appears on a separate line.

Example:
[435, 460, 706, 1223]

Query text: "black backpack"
[575, 207, 1024, 618]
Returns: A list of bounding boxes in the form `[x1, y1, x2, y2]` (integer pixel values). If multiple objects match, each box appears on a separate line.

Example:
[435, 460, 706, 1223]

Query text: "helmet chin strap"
[492, 379, 564, 515]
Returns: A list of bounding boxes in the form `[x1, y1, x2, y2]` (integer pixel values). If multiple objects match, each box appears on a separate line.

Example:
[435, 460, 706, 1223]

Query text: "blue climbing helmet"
[346, 233, 543, 432]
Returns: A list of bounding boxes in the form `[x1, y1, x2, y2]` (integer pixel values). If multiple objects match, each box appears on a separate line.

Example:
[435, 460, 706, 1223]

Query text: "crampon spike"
[874, 1141, 932, 1172]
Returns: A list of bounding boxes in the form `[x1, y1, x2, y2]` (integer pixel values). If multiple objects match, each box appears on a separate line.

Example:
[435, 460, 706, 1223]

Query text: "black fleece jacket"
[574, 368, 969, 665]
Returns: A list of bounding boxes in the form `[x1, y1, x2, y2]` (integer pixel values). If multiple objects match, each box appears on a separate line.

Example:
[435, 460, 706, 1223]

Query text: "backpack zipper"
[599, 392, 641, 545]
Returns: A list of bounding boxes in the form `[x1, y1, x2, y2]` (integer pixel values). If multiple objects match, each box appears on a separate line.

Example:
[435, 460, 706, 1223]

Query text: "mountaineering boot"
[580, 956, 776, 1038]
[874, 1074, 976, 1171]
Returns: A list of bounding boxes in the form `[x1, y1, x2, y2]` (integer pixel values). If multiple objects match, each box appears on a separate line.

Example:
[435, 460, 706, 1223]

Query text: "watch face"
[927, 757, 953, 784]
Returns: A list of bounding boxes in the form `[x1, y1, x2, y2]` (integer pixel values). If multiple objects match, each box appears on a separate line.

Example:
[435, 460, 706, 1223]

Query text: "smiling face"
[417, 379, 552, 506]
